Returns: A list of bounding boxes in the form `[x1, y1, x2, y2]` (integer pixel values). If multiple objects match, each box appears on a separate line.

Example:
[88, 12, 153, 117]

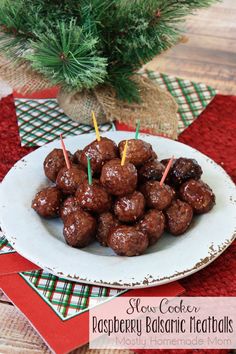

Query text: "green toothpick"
[87, 157, 92, 185]
[135, 119, 140, 139]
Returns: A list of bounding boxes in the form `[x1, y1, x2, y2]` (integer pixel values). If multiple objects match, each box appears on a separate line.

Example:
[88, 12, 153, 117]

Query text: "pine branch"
[0, 0, 219, 102]
[25, 20, 107, 90]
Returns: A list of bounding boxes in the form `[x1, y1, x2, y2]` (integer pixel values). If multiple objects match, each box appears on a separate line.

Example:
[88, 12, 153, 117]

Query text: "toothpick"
[160, 156, 174, 187]
[92, 110, 101, 142]
[87, 157, 92, 185]
[135, 119, 140, 140]
[60, 134, 71, 170]
[121, 140, 128, 166]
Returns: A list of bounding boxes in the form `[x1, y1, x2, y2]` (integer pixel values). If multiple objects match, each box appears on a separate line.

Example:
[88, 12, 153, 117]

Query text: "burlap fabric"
[0, 54, 52, 93]
[0, 53, 178, 139]
[58, 75, 178, 139]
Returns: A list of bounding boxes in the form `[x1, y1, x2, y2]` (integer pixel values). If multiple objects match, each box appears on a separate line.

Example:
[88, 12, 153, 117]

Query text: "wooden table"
[144, 0, 236, 94]
[1, 0, 236, 352]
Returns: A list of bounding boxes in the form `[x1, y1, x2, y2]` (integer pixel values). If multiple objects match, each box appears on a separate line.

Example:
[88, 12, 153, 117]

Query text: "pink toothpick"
[60, 134, 71, 170]
[160, 156, 174, 187]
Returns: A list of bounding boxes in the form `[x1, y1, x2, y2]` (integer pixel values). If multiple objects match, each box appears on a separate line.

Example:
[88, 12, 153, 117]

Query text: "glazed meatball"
[44, 148, 73, 182]
[80, 137, 118, 174]
[114, 191, 145, 223]
[138, 160, 165, 183]
[165, 199, 193, 236]
[100, 158, 137, 196]
[60, 196, 81, 221]
[108, 225, 148, 256]
[118, 139, 154, 167]
[169, 158, 202, 187]
[179, 179, 215, 214]
[76, 180, 111, 214]
[56, 165, 87, 195]
[138, 209, 165, 246]
[63, 209, 96, 248]
[97, 212, 120, 247]
[32, 186, 63, 218]
[140, 181, 173, 210]
[73, 149, 82, 164]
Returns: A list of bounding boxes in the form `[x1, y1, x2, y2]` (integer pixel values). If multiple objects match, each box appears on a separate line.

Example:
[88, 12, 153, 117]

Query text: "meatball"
[138, 210, 165, 246]
[108, 225, 148, 256]
[179, 179, 215, 214]
[73, 149, 82, 164]
[114, 191, 145, 223]
[97, 212, 120, 247]
[76, 180, 111, 214]
[56, 165, 87, 195]
[32, 186, 63, 218]
[138, 160, 165, 183]
[169, 157, 202, 187]
[140, 181, 173, 210]
[80, 137, 118, 174]
[60, 196, 81, 221]
[44, 148, 73, 182]
[63, 209, 96, 248]
[118, 139, 154, 167]
[100, 158, 137, 196]
[165, 199, 193, 236]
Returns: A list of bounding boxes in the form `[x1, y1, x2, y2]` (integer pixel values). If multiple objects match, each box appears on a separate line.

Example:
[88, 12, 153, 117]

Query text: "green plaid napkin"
[16, 71, 216, 147]
[0, 231, 15, 254]
[20, 270, 124, 320]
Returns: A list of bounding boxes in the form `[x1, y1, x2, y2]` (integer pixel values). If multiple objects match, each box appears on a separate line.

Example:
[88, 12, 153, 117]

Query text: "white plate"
[0, 132, 235, 288]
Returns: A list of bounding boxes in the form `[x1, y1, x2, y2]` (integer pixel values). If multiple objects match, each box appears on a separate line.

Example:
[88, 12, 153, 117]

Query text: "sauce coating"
[63, 210, 96, 248]
[165, 199, 193, 235]
[138, 209, 165, 246]
[100, 158, 137, 196]
[114, 191, 145, 223]
[32, 186, 63, 218]
[44, 148, 73, 182]
[108, 225, 148, 256]
[179, 179, 215, 214]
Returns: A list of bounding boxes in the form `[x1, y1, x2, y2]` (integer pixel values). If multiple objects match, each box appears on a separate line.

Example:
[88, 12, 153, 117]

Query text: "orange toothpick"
[92, 111, 101, 142]
[121, 140, 128, 166]
[160, 156, 174, 187]
[60, 134, 71, 170]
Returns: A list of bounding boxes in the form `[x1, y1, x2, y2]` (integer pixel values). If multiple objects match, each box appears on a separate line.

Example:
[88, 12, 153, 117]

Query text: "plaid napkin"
[15, 71, 216, 147]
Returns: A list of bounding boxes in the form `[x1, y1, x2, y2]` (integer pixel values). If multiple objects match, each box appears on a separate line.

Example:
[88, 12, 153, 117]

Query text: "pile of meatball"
[32, 137, 215, 257]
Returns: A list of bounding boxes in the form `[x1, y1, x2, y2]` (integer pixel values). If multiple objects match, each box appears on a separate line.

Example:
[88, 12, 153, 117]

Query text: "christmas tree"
[0, 0, 217, 103]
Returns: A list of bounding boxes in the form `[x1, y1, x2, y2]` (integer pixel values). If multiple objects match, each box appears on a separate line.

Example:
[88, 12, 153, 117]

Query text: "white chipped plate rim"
[0, 131, 235, 288]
